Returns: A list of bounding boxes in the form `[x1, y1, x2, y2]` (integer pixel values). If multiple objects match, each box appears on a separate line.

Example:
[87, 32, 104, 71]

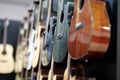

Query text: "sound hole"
[79, 0, 85, 10]
[2, 50, 6, 55]
[60, 11, 64, 23]
[40, 28, 45, 37]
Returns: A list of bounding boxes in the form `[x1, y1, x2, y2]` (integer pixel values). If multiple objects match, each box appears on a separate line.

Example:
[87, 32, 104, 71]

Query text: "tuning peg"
[24, 17, 27, 21]
[28, 9, 33, 13]
[68, 11, 73, 16]
[53, 16, 57, 22]
[50, 16, 57, 28]
[33, 0, 39, 5]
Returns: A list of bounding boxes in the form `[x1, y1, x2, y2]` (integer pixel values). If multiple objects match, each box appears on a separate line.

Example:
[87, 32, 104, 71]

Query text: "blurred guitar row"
[0, 0, 110, 80]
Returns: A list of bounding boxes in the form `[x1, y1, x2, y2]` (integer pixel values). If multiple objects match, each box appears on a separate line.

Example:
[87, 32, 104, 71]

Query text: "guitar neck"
[3, 24, 7, 52]
[44, 0, 52, 43]
[33, 1, 40, 30]
[56, 0, 64, 34]
[2, 18, 9, 53]
[23, 17, 29, 40]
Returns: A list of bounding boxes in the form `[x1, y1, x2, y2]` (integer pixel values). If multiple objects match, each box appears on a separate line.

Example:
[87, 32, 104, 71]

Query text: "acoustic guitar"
[22, 9, 33, 69]
[41, 0, 53, 66]
[37, 0, 52, 78]
[47, 17, 56, 80]
[26, 0, 39, 70]
[15, 17, 28, 73]
[31, 1, 44, 80]
[15, 23, 26, 80]
[68, 0, 110, 59]
[0, 18, 14, 74]
[15, 15, 31, 80]
[31, 0, 41, 69]
[24, 9, 34, 80]
[53, 0, 73, 62]
[24, 1, 42, 80]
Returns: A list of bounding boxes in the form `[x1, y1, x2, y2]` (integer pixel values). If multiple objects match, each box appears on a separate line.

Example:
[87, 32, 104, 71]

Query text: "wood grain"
[68, 0, 110, 59]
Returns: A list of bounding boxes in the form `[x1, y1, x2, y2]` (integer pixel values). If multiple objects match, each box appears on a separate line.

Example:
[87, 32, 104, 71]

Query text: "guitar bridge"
[58, 33, 63, 39]
[75, 22, 84, 30]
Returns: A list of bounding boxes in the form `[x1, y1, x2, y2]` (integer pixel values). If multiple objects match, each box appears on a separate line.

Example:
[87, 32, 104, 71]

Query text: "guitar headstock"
[3, 18, 9, 28]
[33, 0, 39, 5]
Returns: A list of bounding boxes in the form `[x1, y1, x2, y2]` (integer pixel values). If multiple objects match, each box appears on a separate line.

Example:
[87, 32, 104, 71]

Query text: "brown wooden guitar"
[68, 0, 110, 59]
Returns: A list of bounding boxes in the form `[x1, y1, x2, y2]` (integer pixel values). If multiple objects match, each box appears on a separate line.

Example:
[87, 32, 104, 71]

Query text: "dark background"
[117, 0, 120, 80]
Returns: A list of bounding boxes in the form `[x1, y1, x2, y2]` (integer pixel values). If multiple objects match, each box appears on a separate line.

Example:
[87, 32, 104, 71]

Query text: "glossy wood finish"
[87, 0, 110, 59]
[68, 0, 110, 59]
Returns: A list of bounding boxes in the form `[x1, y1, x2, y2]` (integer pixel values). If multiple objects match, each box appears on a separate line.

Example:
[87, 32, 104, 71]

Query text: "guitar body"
[32, 0, 43, 68]
[68, 0, 110, 59]
[32, 38, 40, 68]
[53, 1, 72, 62]
[0, 44, 14, 73]
[87, 0, 110, 59]
[40, 0, 54, 66]
[41, 35, 52, 66]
